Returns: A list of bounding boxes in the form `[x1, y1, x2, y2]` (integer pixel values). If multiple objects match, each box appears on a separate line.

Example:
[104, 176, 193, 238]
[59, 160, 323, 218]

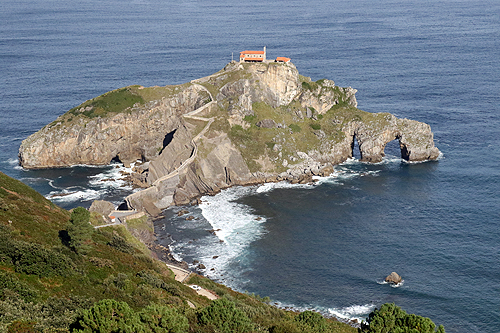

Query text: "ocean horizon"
[1, 1, 499, 332]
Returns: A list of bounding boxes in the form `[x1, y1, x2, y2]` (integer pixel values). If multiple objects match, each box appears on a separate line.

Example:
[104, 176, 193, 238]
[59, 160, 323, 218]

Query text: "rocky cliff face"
[19, 61, 440, 214]
[19, 84, 209, 168]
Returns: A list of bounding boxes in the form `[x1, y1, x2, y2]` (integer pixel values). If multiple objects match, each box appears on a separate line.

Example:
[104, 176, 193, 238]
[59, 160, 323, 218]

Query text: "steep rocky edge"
[19, 61, 440, 214]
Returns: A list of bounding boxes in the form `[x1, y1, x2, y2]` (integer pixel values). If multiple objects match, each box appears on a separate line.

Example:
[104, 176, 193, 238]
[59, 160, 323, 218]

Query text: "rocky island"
[19, 61, 440, 214]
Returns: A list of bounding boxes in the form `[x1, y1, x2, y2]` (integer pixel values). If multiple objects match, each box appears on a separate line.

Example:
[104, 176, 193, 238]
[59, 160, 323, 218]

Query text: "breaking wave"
[273, 300, 375, 325]
[44, 162, 139, 204]
[190, 186, 267, 284]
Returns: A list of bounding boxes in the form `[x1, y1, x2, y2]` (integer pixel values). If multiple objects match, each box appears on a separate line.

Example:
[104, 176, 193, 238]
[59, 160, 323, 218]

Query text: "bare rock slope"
[19, 61, 440, 214]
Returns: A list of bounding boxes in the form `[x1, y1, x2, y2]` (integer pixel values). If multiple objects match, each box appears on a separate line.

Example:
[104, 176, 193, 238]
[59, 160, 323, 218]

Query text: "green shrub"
[302, 81, 319, 91]
[288, 124, 301, 133]
[361, 303, 445, 333]
[0, 271, 39, 302]
[107, 234, 135, 254]
[0, 294, 92, 332]
[7, 320, 36, 333]
[0, 233, 74, 277]
[66, 207, 94, 254]
[74, 299, 190, 333]
[269, 320, 304, 333]
[295, 311, 327, 333]
[243, 115, 257, 123]
[73, 299, 142, 333]
[310, 123, 321, 130]
[137, 270, 181, 297]
[197, 298, 254, 333]
[138, 304, 189, 333]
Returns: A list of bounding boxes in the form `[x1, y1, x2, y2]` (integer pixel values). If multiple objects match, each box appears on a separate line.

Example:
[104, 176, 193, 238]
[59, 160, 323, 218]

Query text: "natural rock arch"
[349, 114, 440, 163]
[382, 137, 403, 159]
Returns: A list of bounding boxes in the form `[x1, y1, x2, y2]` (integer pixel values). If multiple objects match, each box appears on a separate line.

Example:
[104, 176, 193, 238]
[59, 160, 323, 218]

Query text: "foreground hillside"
[0, 171, 359, 332]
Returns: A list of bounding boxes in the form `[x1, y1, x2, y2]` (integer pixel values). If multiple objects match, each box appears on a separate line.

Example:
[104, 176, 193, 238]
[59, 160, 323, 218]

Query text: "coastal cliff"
[19, 61, 440, 213]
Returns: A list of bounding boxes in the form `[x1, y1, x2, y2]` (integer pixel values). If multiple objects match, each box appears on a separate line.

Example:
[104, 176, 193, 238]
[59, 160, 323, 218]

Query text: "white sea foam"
[376, 279, 404, 288]
[5, 158, 24, 170]
[45, 161, 139, 203]
[326, 303, 376, 323]
[6, 158, 18, 165]
[256, 181, 315, 194]
[273, 300, 375, 325]
[189, 186, 267, 282]
[390, 280, 404, 288]
[88, 161, 135, 191]
[46, 188, 104, 203]
[403, 151, 444, 164]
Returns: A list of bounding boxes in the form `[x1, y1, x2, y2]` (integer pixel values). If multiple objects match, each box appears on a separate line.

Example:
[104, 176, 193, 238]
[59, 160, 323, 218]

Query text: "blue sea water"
[1, 0, 499, 332]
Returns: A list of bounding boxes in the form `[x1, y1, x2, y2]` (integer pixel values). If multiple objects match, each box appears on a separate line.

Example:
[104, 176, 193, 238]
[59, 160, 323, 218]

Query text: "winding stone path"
[127, 84, 215, 204]
[152, 85, 215, 186]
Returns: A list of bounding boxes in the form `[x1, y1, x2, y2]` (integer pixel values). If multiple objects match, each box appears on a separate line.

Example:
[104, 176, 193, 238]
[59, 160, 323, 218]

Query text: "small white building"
[240, 47, 266, 62]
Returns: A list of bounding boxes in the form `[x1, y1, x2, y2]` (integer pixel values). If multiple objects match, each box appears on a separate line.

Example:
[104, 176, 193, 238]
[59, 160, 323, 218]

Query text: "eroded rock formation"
[385, 272, 403, 284]
[19, 61, 440, 214]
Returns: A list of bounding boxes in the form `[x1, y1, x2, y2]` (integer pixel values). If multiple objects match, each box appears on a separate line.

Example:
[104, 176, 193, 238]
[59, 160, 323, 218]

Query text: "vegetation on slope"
[0, 171, 446, 332]
[0, 172, 361, 332]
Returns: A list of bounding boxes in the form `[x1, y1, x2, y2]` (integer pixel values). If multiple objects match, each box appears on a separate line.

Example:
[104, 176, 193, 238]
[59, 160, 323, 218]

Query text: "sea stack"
[385, 272, 403, 284]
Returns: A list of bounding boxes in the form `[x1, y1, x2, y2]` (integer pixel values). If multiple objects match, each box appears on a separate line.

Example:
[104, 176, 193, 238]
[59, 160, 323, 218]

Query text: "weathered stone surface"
[256, 119, 277, 128]
[89, 200, 114, 217]
[19, 84, 208, 169]
[344, 114, 440, 163]
[385, 272, 402, 284]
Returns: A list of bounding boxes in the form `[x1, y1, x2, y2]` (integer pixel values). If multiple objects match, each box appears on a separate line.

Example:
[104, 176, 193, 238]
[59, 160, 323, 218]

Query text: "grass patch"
[108, 225, 150, 255]
[126, 215, 152, 233]
[302, 81, 319, 91]
[243, 115, 257, 123]
[310, 123, 321, 130]
[130, 84, 187, 102]
[69, 87, 144, 118]
[289, 123, 301, 133]
[89, 211, 106, 227]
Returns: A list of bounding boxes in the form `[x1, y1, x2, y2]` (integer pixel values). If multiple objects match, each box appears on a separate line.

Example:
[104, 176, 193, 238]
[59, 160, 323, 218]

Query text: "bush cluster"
[66, 207, 94, 254]
[107, 233, 136, 254]
[0, 227, 75, 278]
[137, 270, 182, 297]
[361, 303, 445, 333]
[73, 299, 188, 333]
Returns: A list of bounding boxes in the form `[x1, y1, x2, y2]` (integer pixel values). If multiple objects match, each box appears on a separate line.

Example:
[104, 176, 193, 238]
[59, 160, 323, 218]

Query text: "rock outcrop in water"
[19, 61, 440, 214]
[385, 272, 403, 285]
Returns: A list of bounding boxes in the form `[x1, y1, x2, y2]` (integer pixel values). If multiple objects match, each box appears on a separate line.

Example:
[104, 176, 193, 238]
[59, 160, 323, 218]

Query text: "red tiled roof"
[240, 50, 265, 55]
[276, 57, 291, 62]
